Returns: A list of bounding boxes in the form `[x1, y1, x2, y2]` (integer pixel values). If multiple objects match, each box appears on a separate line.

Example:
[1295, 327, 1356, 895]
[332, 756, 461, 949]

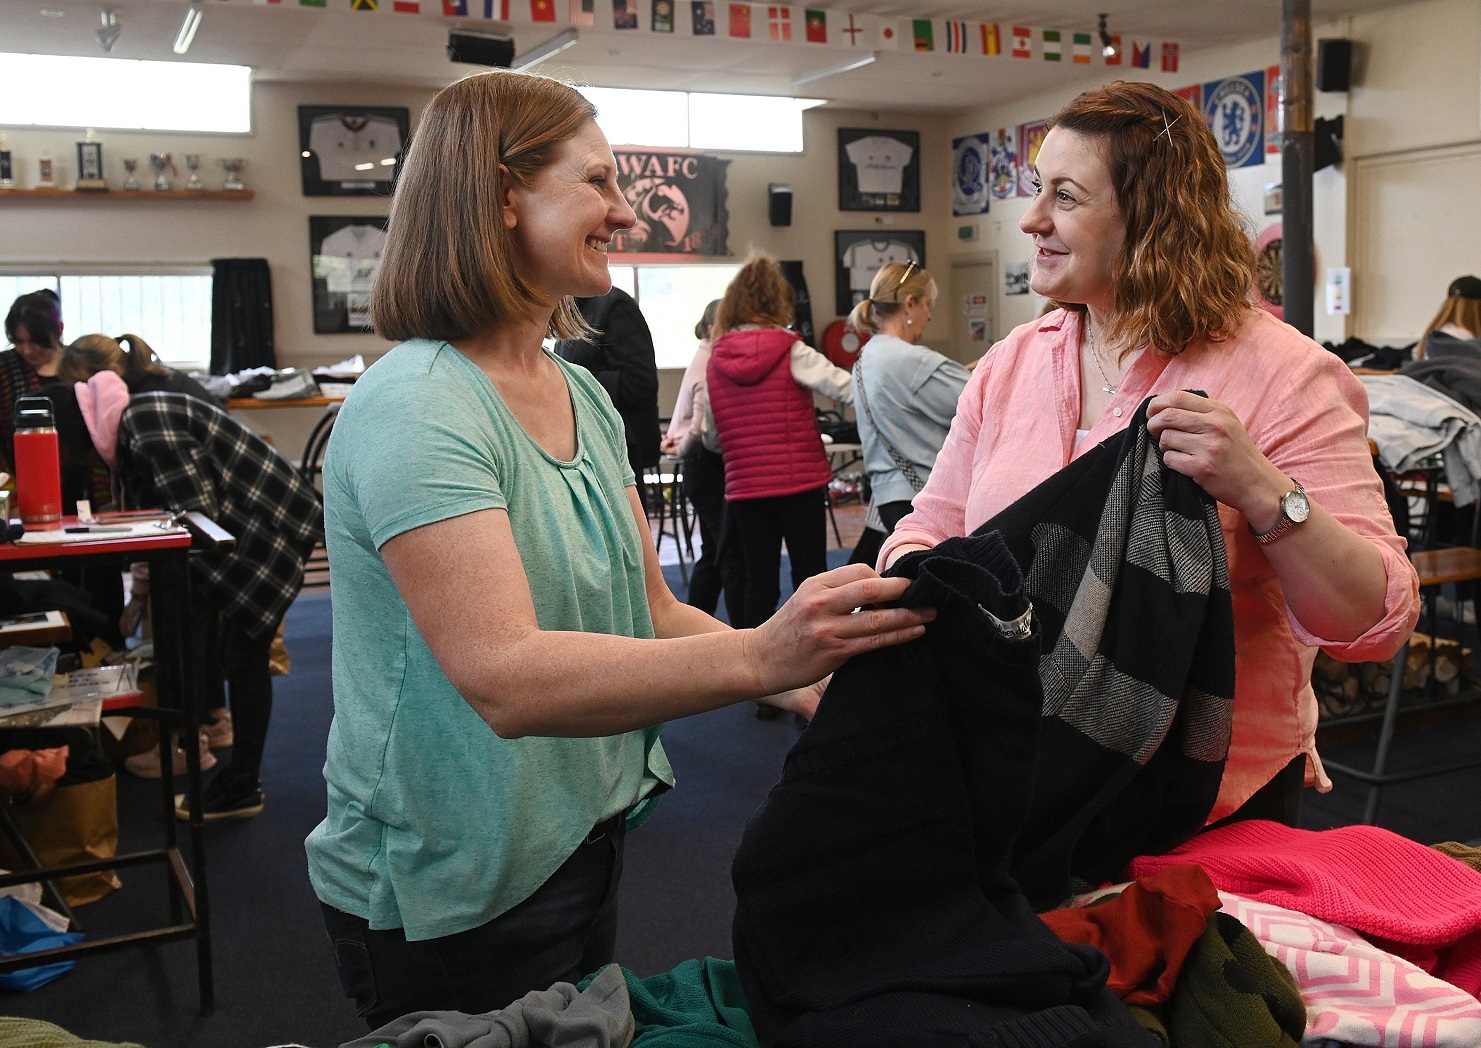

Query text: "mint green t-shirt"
[304, 339, 673, 941]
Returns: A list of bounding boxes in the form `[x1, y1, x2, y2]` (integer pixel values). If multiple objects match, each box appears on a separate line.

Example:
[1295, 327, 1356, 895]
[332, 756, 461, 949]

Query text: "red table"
[0, 510, 233, 1015]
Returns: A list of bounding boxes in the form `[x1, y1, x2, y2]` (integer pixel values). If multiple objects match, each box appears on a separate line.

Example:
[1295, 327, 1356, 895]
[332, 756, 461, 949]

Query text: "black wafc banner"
[611, 149, 730, 257]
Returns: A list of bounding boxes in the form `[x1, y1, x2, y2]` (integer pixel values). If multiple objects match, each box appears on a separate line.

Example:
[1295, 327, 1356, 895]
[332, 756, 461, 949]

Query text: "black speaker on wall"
[768, 183, 793, 227]
[447, 30, 516, 67]
[1316, 38, 1352, 92]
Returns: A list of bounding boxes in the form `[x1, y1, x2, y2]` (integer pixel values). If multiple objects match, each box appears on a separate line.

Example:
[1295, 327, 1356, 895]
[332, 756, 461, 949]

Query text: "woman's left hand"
[1146, 390, 1288, 522]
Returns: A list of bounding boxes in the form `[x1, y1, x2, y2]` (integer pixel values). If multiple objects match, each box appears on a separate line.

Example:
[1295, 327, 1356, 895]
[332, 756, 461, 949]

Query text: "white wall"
[945, 0, 1481, 351]
[4, 0, 1473, 446]
[0, 83, 952, 439]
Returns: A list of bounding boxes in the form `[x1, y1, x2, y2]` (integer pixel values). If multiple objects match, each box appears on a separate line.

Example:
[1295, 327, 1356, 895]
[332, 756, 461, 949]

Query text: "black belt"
[583, 812, 625, 846]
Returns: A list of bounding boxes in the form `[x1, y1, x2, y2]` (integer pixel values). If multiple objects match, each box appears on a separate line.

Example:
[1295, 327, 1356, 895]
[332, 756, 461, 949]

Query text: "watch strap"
[1249, 481, 1306, 545]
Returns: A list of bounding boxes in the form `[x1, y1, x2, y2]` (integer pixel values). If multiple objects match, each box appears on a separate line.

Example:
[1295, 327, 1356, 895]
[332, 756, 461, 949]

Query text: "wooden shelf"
[0, 187, 254, 200]
[226, 395, 344, 410]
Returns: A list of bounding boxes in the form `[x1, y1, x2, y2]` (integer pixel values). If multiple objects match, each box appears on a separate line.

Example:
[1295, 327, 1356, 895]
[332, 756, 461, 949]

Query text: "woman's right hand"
[744, 564, 934, 695]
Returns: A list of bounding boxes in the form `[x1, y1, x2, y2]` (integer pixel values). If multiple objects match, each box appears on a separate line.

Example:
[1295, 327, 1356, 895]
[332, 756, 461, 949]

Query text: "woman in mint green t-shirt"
[305, 70, 935, 1031]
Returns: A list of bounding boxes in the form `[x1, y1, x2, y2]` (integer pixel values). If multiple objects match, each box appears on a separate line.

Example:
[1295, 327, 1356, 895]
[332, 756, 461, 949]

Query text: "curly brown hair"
[714, 254, 793, 336]
[1047, 81, 1255, 357]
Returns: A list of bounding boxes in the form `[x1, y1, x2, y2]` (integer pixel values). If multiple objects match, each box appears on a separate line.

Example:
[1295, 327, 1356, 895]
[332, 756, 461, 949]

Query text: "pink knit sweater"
[1128, 820, 1481, 992]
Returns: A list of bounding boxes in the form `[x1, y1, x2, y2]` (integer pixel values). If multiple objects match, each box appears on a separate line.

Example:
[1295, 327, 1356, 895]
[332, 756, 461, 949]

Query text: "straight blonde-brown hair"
[1047, 81, 1256, 358]
[371, 71, 597, 343]
[713, 254, 793, 337]
[1419, 279, 1481, 358]
[58, 333, 168, 383]
[847, 260, 934, 334]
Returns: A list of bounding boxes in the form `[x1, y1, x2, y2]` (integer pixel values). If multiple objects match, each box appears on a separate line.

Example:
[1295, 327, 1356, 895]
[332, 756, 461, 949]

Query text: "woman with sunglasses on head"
[847, 259, 970, 544]
[883, 81, 1418, 832]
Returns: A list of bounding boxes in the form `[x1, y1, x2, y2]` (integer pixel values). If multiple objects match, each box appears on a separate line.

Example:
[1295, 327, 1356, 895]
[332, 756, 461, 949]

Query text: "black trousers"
[191, 608, 274, 782]
[680, 449, 749, 623]
[323, 821, 625, 1030]
[728, 485, 828, 629]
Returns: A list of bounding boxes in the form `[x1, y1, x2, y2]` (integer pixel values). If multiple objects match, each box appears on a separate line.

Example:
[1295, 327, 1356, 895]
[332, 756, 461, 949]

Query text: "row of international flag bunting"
[251, 0, 1183, 72]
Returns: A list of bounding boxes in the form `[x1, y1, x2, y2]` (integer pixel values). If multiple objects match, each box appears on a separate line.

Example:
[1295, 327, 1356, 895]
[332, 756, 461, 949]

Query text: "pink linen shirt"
[882, 308, 1420, 821]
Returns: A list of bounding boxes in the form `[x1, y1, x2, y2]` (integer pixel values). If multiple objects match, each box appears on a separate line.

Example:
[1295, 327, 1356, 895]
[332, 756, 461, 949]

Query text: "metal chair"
[1324, 457, 1481, 822]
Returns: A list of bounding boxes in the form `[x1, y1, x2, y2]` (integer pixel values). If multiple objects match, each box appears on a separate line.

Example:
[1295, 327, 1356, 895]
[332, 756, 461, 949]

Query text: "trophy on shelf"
[75, 128, 107, 191]
[1, 134, 15, 190]
[184, 153, 204, 190]
[121, 158, 140, 191]
[219, 157, 246, 191]
[149, 152, 175, 191]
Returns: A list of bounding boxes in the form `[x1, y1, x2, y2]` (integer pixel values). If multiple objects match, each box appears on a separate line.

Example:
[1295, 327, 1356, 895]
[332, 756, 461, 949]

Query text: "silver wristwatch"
[1249, 481, 1311, 545]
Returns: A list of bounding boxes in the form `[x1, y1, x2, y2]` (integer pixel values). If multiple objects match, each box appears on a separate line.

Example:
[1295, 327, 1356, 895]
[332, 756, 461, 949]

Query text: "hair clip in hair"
[1157, 110, 1181, 143]
[893, 259, 917, 294]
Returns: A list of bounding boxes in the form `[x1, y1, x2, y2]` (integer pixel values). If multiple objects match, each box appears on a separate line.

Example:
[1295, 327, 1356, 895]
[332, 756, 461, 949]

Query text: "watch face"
[1282, 487, 1312, 524]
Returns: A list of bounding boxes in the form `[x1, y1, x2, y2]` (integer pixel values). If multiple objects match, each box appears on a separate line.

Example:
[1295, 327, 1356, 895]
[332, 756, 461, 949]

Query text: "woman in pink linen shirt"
[882, 81, 1419, 825]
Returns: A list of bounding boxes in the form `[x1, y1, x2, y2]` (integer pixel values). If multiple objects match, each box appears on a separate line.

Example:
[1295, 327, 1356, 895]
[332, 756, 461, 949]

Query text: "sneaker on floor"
[200, 710, 234, 750]
[124, 730, 216, 779]
[175, 772, 263, 822]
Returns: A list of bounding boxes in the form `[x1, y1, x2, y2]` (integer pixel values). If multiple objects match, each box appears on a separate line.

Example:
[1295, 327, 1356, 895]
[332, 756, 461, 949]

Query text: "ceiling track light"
[511, 27, 579, 70]
[174, 0, 204, 56]
[790, 49, 879, 88]
[96, 8, 122, 53]
[1098, 13, 1118, 59]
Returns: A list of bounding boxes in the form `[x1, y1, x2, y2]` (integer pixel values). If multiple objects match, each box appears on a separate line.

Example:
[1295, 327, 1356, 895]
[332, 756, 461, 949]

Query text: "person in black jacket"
[553, 287, 661, 508]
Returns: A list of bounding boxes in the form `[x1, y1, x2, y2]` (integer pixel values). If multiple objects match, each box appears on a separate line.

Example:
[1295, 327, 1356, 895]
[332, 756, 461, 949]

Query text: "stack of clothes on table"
[1362, 335, 1481, 511]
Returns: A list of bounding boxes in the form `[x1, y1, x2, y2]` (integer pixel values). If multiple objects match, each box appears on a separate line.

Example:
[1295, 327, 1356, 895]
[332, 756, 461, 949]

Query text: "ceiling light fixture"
[95, 8, 122, 53]
[790, 49, 879, 88]
[1098, 13, 1118, 59]
[173, 0, 204, 55]
[511, 27, 579, 70]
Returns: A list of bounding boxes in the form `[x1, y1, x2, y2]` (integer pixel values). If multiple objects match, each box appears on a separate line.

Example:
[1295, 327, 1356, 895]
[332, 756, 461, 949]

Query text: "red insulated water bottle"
[13, 396, 62, 524]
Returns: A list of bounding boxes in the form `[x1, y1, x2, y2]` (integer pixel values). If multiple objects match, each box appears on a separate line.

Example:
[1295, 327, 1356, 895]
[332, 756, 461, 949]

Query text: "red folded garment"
[0, 746, 69, 804]
[1042, 863, 1221, 1005]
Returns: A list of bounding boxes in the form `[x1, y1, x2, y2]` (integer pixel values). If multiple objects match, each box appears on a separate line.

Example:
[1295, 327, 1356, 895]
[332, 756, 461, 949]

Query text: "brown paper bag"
[269, 618, 291, 676]
[0, 775, 122, 905]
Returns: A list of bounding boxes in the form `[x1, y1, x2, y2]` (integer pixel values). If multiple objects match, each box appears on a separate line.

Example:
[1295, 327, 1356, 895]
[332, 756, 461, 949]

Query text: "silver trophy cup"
[149, 153, 174, 191]
[220, 157, 246, 191]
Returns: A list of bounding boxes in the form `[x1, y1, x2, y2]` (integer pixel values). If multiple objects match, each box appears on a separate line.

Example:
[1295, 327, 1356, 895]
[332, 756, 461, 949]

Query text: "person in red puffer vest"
[707, 255, 855, 667]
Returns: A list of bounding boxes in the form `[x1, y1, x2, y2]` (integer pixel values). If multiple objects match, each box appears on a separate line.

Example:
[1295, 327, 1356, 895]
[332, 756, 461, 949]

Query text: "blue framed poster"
[1202, 72, 1265, 168]
[951, 133, 988, 216]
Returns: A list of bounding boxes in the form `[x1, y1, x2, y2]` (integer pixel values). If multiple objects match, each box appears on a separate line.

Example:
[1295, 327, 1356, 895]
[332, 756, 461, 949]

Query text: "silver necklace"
[1086, 318, 1117, 394]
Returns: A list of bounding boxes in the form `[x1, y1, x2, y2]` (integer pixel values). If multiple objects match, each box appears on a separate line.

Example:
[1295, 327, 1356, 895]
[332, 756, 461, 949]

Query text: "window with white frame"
[0, 54, 251, 133]
[609, 264, 742, 369]
[580, 87, 822, 154]
[1, 270, 214, 371]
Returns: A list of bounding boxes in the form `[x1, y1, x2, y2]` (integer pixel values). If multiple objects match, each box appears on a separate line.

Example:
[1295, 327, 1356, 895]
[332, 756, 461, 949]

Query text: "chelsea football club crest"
[952, 134, 989, 216]
[1203, 74, 1264, 168]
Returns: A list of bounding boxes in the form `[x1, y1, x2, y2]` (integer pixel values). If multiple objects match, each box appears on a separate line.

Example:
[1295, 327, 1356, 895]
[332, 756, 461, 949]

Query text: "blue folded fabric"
[0, 895, 82, 991]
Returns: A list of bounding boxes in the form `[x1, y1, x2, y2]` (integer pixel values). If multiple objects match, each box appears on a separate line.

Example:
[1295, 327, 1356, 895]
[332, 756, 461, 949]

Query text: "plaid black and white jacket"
[118, 393, 324, 641]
